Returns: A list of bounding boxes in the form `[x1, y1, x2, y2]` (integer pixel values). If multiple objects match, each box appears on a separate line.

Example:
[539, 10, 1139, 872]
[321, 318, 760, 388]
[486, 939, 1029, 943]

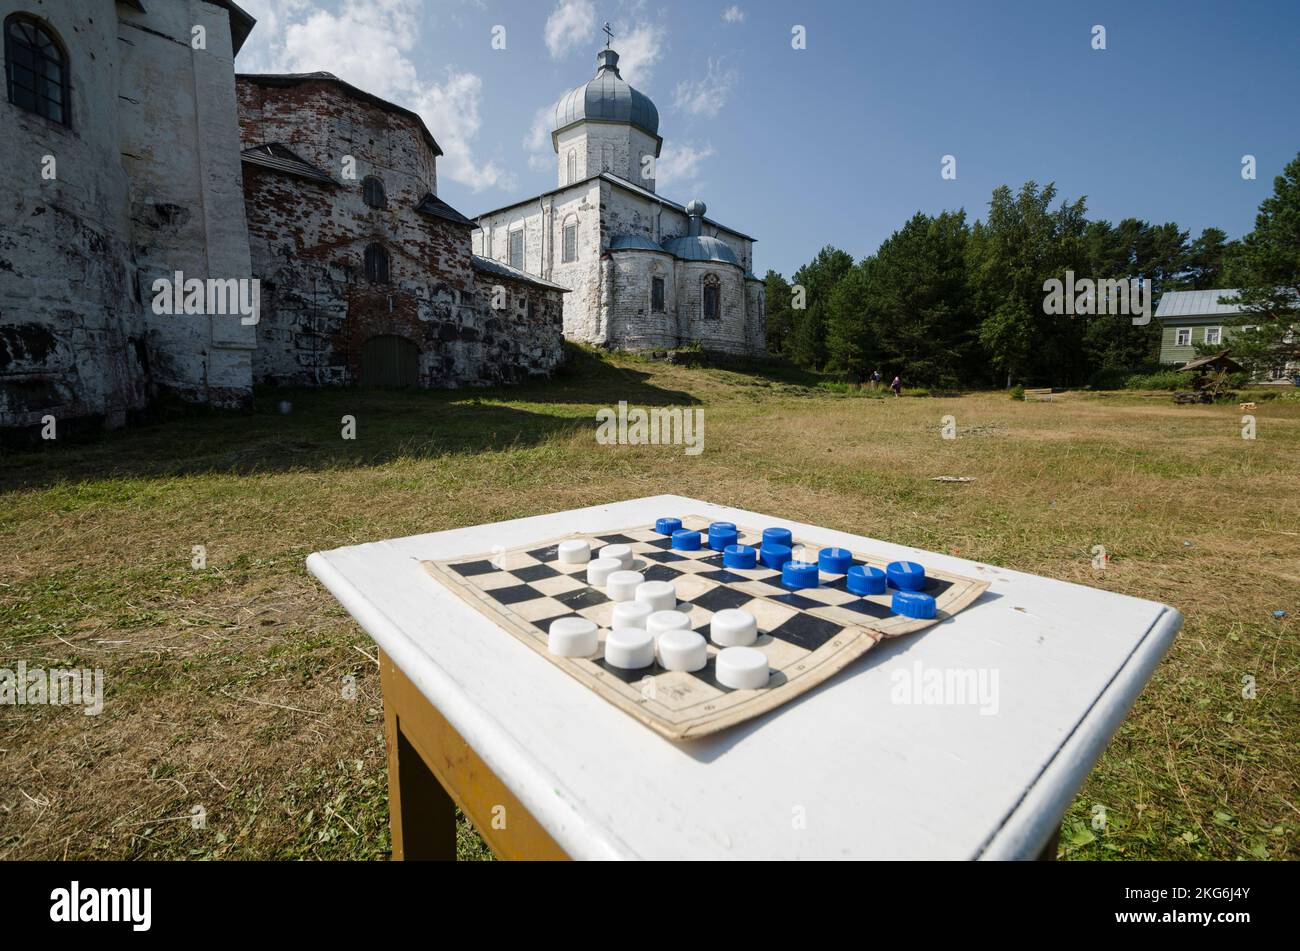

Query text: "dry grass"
[1, 348, 1296, 860]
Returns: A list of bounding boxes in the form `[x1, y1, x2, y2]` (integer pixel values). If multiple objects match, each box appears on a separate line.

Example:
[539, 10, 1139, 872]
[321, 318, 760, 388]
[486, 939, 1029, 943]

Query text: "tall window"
[601, 144, 614, 172]
[702, 275, 720, 320]
[562, 221, 577, 263]
[364, 243, 390, 284]
[509, 230, 524, 270]
[1175, 328, 1191, 347]
[566, 151, 577, 184]
[5, 15, 70, 126]
[651, 276, 665, 313]
[1205, 327, 1222, 345]
[362, 176, 387, 209]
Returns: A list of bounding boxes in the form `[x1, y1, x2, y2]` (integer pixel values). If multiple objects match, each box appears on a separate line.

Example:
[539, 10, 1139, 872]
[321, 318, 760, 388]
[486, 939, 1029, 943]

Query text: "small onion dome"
[685, 198, 707, 218]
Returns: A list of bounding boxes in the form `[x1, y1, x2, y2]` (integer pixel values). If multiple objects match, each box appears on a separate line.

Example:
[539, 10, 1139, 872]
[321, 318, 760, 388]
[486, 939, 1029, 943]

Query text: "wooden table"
[307, 495, 1182, 860]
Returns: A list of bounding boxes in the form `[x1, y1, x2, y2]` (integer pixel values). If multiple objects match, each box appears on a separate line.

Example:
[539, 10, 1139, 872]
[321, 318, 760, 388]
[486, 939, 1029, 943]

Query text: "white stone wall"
[1, 0, 257, 431]
[472, 177, 763, 356]
[0, 0, 144, 430]
[553, 123, 658, 192]
[117, 0, 256, 408]
[474, 182, 603, 342]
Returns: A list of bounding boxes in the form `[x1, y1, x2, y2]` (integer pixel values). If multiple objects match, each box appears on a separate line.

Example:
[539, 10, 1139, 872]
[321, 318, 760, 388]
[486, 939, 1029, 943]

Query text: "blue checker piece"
[886, 560, 927, 591]
[818, 547, 853, 574]
[847, 565, 887, 596]
[761, 527, 793, 550]
[892, 590, 937, 619]
[781, 560, 820, 590]
[759, 543, 792, 570]
[655, 517, 683, 535]
[723, 544, 757, 569]
[707, 521, 739, 551]
[671, 529, 702, 551]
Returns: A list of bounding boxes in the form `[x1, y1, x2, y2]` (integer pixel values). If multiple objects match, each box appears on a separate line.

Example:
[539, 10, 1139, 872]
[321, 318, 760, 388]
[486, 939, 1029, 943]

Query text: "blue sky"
[235, 0, 1300, 278]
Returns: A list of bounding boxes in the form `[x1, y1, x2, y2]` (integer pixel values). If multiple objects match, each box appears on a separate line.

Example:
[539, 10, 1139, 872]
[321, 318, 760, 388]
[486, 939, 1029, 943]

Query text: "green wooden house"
[1154, 289, 1254, 365]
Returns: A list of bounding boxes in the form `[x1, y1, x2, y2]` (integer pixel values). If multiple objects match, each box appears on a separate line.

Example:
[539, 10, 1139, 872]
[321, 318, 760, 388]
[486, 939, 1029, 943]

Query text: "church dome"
[553, 48, 659, 139]
[663, 234, 741, 266]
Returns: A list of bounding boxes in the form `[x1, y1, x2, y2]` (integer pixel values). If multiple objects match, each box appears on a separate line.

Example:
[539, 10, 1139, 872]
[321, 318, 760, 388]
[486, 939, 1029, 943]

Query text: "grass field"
[1, 347, 1297, 860]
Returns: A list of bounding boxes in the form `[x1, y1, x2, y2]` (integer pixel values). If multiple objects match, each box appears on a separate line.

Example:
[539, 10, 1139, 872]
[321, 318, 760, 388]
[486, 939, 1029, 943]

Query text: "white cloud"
[722, 5, 745, 24]
[544, 0, 596, 59]
[524, 105, 555, 172]
[233, 0, 511, 192]
[672, 59, 738, 119]
[656, 142, 714, 191]
[613, 20, 666, 85]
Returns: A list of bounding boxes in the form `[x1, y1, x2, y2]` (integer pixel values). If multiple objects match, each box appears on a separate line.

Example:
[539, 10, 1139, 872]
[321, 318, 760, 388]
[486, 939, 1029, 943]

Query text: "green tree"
[828, 211, 974, 386]
[1222, 152, 1300, 375]
[762, 269, 793, 357]
[789, 246, 853, 369]
[967, 182, 1090, 385]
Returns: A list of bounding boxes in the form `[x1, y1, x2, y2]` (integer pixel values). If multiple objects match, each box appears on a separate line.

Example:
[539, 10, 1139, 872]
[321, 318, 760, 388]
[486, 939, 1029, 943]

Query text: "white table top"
[307, 495, 1181, 860]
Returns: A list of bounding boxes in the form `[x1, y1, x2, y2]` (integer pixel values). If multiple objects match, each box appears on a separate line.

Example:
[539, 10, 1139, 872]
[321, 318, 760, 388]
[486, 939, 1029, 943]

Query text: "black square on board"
[841, 598, 893, 619]
[641, 563, 684, 583]
[512, 563, 560, 582]
[491, 584, 542, 605]
[526, 545, 559, 561]
[641, 550, 687, 563]
[692, 586, 754, 614]
[451, 559, 497, 577]
[597, 533, 638, 545]
[769, 612, 842, 651]
[555, 587, 609, 610]
[771, 591, 821, 611]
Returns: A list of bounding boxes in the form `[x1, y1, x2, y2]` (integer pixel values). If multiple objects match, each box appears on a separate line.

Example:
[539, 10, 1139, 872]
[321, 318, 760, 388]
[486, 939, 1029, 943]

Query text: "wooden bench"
[1024, 387, 1053, 402]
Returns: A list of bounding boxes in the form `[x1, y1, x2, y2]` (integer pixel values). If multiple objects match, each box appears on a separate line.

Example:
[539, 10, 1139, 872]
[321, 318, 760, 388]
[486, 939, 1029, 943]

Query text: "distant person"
[871, 368, 882, 390]
[890, 375, 902, 397]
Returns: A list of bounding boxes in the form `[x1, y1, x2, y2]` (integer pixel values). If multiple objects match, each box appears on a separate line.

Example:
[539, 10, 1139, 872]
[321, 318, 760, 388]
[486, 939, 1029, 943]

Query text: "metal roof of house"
[415, 193, 476, 228]
[240, 143, 336, 186]
[236, 73, 443, 157]
[471, 256, 570, 293]
[663, 234, 742, 266]
[608, 235, 669, 253]
[553, 49, 660, 140]
[1155, 289, 1247, 319]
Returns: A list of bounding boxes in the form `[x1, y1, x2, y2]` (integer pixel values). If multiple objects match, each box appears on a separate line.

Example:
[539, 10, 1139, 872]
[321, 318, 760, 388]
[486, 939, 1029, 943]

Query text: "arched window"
[566, 150, 577, 184]
[364, 243, 390, 284]
[5, 14, 70, 126]
[702, 274, 721, 320]
[362, 176, 387, 208]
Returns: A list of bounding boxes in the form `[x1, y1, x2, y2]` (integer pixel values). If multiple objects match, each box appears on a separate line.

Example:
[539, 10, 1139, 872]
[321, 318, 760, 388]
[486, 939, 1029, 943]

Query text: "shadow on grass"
[0, 346, 702, 491]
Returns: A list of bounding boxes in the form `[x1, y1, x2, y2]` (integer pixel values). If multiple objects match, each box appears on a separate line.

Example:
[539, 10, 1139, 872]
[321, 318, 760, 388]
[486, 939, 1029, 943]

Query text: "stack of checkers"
[536, 518, 937, 690]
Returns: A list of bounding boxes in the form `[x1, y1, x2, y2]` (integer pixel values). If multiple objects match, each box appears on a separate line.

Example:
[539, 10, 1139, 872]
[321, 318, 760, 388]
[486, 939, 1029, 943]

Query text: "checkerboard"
[423, 515, 989, 740]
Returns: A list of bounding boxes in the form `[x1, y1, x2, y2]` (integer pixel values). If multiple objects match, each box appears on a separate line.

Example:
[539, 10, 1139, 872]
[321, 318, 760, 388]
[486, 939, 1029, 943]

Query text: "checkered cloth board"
[422, 515, 989, 740]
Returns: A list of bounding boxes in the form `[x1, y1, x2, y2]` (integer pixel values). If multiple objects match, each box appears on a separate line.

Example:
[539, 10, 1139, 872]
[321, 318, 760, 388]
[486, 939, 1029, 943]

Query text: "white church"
[472, 46, 766, 356]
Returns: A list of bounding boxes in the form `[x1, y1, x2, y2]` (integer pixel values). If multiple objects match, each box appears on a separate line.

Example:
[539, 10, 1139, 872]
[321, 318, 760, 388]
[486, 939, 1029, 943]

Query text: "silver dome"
[663, 235, 741, 266]
[553, 49, 660, 139]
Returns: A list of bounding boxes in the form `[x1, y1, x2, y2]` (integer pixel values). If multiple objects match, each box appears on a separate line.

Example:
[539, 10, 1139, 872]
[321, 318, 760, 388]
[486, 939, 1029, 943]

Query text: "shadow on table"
[676, 588, 1006, 765]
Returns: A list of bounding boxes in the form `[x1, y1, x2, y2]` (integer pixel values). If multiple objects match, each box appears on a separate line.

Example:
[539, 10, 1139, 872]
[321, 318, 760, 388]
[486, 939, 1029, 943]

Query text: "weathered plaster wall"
[1, 0, 255, 432]
[117, 0, 256, 408]
[240, 78, 563, 387]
